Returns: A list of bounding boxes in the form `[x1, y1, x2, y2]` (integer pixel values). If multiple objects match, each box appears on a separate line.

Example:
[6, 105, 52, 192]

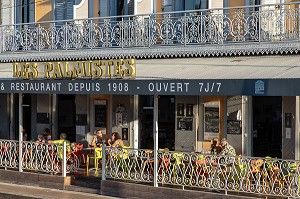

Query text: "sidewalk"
[0, 182, 120, 199]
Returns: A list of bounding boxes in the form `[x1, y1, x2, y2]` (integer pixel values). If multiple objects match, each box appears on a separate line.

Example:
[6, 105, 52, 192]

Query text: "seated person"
[219, 138, 236, 156]
[48, 133, 71, 158]
[36, 134, 46, 143]
[108, 132, 124, 147]
[43, 128, 52, 141]
[91, 129, 106, 148]
[22, 130, 28, 141]
[210, 137, 222, 155]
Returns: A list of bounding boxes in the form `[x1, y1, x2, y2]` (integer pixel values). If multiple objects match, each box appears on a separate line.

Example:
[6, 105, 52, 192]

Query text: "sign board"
[204, 102, 219, 140]
[95, 101, 106, 128]
[227, 120, 242, 134]
[0, 79, 300, 96]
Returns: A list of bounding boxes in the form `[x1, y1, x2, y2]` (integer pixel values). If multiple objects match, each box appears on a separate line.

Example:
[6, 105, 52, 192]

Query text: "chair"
[158, 148, 171, 175]
[172, 152, 185, 177]
[86, 147, 102, 172]
[73, 143, 85, 165]
[118, 146, 130, 171]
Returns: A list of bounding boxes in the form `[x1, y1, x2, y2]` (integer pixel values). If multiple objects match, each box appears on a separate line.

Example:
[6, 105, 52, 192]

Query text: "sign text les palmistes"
[13, 59, 135, 79]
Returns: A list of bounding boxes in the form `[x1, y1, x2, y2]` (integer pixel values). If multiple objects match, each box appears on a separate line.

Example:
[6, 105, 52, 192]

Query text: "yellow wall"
[157, 0, 162, 13]
[35, 0, 52, 22]
[202, 96, 225, 151]
[94, 0, 99, 17]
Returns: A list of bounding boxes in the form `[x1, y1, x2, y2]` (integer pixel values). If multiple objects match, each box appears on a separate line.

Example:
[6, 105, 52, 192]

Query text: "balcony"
[0, 2, 299, 62]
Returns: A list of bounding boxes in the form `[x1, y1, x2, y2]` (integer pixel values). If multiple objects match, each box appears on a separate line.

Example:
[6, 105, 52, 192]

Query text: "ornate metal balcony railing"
[104, 147, 300, 198]
[0, 2, 299, 59]
[0, 139, 79, 174]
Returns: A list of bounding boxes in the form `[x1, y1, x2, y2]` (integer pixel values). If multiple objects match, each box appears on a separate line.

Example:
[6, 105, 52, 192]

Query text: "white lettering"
[170, 83, 175, 92]
[148, 82, 154, 92]
[148, 82, 189, 93]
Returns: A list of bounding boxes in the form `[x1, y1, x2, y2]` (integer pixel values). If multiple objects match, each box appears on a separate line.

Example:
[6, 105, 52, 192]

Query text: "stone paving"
[0, 182, 120, 199]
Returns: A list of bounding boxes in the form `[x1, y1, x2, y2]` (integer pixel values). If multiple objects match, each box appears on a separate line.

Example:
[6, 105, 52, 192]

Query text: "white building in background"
[0, 0, 300, 160]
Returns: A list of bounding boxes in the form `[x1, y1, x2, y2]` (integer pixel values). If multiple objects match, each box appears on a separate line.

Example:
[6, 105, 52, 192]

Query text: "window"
[185, 0, 208, 10]
[15, 0, 35, 24]
[55, 0, 74, 21]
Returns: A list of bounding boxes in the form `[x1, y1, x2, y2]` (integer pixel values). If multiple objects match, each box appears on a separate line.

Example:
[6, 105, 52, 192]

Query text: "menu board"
[37, 113, 49, 124]
[227, 120, 242, 134]
[177, 117, 193, 131]
[204, 102, 220, 141]
[204, 107, 219, 133]
[95, 105, 106, 128]
[76, 114, 87, 125]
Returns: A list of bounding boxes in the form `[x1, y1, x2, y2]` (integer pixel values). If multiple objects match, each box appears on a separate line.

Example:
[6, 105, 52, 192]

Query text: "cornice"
[0, 42, 299, 63]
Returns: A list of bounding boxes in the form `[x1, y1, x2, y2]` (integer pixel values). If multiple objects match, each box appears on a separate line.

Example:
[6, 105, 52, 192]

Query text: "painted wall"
[36, 0, 52, 22]
[112, 95, 132, 147]
[74, 0, 89, 19]
[282, 96, 296, 159]
[75, 95, 88, 146]
[0, 94, 9, 139]
[227, 96, 243, 155]
[89, 94, 111, 144]
[35, 94, 50, 140]
[201, 96, 226, 151]
[137, 0, 152, 14]
[175, 96, 197, 152]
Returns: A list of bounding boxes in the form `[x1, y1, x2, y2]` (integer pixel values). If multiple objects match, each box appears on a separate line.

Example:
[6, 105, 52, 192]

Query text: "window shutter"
[29, 0, 35, 22]
[55, 0, 74, 21]
[99, 0, 108, 17]
[128, 0, 134, 15]
[55, 0, 65, 21]
[163, 0, 173, 12]
[66, 0, 74, 20]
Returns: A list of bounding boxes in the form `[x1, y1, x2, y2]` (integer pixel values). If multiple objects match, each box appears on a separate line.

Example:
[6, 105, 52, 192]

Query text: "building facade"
[0, 0, 300, 160]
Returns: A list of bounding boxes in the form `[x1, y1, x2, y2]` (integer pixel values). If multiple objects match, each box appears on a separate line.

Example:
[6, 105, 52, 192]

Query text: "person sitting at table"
[210, 137, 222, 155]
[91, 129, 106, 148]
[220, 138, 236, 156]
[108, 132, 124, 147]
[47, 133, 71, 157]
[22, 130, 28, 141]
[43, 128, 52, 141]
[36, 134, 46, 143]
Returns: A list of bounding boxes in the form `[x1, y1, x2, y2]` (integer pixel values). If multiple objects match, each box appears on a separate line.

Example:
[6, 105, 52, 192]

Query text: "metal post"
[184, 13, 187, 46]
[121, 17, 124, 48]
[148, 15, 151, 48]
[153, 95, 158, 187]
[258, 6, 261, 43]
[102, 143, 106, 180]
[1, 26, 4, 52]
[18, 93, 23, 172]
[295, 96, 300, 160]
[65, 21, 67, 50]
[38, 24, 41, 51]
[133, 95, 139, 149]
[62, 141, 66, 177]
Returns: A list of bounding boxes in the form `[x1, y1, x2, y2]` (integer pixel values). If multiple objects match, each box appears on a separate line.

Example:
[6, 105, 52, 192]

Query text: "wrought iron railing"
[0, 2, 299, 54]
[0, 139, 79, 174]
[104, 147, 300, 198]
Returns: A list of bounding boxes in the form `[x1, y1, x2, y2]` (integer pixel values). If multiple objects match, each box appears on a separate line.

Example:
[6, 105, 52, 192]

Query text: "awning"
[0, 55, 300, 96]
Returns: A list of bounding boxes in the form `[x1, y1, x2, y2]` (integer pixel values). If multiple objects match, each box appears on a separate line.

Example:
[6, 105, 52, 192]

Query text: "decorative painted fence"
[104, 147, 300, 198]
[0, 139, 79, 174]
[0, 2, 299, 53]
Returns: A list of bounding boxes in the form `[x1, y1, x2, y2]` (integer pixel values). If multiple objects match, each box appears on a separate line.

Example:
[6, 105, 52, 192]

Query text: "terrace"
[0, 2, 299, 62]
[1, 139, 300, 198]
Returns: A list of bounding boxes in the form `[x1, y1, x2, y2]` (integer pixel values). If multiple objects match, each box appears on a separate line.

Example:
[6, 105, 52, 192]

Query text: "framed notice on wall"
[95, 100, 106, 128]
[204, 101, 220, 140]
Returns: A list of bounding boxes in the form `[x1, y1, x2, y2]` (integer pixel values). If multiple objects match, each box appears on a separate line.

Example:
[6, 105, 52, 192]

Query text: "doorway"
[139, 96, 175, 150]
[58, 95, 76, 143]
[14, 94, 31, 140]
[253, 96, 282, 158]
